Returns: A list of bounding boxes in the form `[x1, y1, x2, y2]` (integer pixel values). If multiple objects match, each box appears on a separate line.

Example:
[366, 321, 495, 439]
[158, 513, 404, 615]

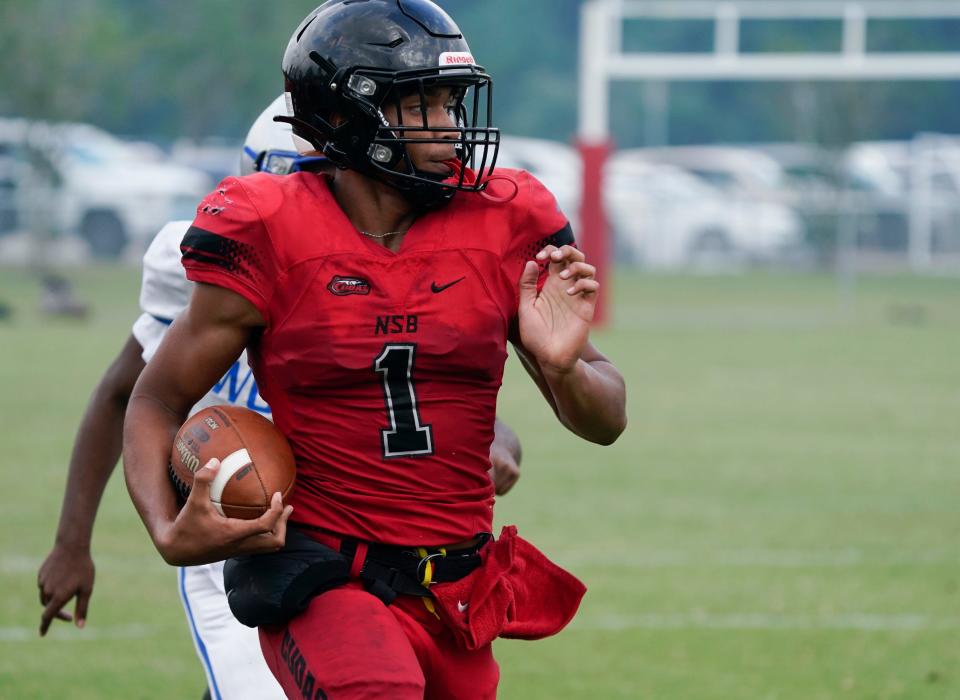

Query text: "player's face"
[385, 86, 460, 176]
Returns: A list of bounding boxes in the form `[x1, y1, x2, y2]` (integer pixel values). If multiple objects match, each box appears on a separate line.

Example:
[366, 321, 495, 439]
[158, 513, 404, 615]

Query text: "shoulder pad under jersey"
[140, 220, 192, 322]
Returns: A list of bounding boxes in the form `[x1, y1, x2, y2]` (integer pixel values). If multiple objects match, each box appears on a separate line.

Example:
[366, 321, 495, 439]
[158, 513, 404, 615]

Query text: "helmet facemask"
[283, 62, 500, 209]
[368, 67, 500, 202]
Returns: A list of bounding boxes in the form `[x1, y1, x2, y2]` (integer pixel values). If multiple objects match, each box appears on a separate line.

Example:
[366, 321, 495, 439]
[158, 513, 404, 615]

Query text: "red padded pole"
[576, 139, 613, 327]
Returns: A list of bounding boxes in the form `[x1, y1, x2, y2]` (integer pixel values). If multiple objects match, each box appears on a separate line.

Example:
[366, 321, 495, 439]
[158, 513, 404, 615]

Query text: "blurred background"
[1, 1, 959, 699]
[5, 0, 960, 269]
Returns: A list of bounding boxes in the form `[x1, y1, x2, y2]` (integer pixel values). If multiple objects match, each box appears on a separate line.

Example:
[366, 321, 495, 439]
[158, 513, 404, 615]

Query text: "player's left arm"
[489, 417, 521, 495]
[511, 245, 627, 445]
[37, 333, 146, 635]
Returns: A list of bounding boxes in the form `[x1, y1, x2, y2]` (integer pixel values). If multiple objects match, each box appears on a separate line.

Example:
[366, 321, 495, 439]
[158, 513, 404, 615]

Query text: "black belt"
[339, 534, 490, 603]
[267, 524, 491, 604]
[225, 530, 490, 627]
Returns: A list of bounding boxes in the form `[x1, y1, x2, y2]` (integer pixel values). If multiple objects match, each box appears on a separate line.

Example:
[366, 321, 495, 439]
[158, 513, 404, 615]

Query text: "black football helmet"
[279, 0, 500, 208]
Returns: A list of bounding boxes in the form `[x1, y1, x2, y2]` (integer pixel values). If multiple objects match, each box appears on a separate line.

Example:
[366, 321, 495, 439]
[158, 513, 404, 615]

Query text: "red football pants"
[258, 581, 499, 700]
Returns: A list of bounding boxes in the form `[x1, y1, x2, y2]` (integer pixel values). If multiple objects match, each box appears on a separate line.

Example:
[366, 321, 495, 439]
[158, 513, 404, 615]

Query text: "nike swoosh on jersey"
[431, 276, 466, 294]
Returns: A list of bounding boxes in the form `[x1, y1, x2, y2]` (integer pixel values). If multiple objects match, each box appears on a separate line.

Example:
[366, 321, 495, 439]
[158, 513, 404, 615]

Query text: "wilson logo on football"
[328, 276, 372, 296]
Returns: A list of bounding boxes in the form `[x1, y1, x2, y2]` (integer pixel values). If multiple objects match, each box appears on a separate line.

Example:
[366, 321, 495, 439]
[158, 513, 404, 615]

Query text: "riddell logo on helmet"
[328, 276, 372, 296]
[439, 52, 475, 66]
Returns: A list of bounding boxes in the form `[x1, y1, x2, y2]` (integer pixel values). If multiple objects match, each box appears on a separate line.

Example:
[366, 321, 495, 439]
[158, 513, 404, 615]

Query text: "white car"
[0, 118, 212, 258]
[628, 145, 787, 196]
[606, 154, 804, 267]
[0, 149, 22, 236]
[492, 135, 581, 220]
[844, 138, 960, 253]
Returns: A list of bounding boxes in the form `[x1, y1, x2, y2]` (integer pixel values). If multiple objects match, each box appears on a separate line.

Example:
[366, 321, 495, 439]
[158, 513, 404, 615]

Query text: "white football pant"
[177, 562, 285, 700]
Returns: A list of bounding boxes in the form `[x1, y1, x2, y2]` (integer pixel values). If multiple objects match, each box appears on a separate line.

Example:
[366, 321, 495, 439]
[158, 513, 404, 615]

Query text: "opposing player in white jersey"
[37, 96, 523, 700]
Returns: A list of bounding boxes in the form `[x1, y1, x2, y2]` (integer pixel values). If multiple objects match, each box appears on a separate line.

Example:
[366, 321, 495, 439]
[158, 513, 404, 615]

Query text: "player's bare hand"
[518, 245, 598, 374]
[37, 544, 95, 636]
[488, 441, 520, 496]
[155, 459, 293, 566]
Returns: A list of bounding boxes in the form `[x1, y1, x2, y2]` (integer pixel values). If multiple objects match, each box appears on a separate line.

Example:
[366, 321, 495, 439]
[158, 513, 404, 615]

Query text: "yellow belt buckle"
[417, 547, 447, 618]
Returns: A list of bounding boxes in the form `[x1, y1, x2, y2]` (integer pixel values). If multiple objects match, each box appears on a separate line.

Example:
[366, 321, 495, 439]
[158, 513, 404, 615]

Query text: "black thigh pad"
[223, 529, 350, 627]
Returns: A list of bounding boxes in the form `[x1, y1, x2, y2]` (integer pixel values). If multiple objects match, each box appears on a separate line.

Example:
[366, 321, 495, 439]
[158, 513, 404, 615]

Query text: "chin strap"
[443, 158, 519, 204]
[273, 114, 330, 153]
[478, 175, 518, 204]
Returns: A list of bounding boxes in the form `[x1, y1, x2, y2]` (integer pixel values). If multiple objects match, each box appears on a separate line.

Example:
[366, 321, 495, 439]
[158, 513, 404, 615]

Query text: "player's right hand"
[37, 544, 95, 636]
[155, 459, 293, 566]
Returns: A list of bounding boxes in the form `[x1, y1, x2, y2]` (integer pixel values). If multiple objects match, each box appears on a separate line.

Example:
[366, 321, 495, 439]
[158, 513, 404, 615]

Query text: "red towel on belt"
[430, 526, 587, 651]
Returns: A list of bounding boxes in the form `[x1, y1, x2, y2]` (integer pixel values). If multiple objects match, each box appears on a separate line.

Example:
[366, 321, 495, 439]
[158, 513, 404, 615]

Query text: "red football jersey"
[181, 170, 572, 546]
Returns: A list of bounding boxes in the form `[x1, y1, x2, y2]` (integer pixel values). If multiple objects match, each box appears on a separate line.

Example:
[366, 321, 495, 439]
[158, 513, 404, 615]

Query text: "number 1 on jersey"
[374, 344, 434, 459]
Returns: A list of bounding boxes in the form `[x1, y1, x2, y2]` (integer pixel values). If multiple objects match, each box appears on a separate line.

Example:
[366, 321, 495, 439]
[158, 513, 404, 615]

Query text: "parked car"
[170, 137, 241, 184]
[0, 147, 21, 235]
[606, 153, 804, 268]
[0, 118, 212, 258]
[492, 135, 581, 220]
[630, 145, 787, 198]
[843, 139, 960, 253]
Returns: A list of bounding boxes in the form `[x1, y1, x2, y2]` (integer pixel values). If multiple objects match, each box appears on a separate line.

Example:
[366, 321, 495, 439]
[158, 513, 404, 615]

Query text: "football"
[169, 405, 296, 519]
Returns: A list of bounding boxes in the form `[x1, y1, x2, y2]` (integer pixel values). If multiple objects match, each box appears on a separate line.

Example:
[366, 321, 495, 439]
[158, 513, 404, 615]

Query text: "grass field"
[1, 265, 959, 699]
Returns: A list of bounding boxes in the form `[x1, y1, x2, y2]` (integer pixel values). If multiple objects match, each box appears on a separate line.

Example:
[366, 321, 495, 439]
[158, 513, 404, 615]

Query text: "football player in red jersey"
[37, 96, 520, 700]
[123, 1, 626, 698]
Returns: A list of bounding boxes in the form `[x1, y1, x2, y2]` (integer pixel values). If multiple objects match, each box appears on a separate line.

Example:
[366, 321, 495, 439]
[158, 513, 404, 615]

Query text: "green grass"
[1, 266, 959, 699]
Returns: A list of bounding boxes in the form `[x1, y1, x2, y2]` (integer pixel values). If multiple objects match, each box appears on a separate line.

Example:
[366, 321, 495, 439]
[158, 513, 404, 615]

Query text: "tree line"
[2, 0, 960, 148]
